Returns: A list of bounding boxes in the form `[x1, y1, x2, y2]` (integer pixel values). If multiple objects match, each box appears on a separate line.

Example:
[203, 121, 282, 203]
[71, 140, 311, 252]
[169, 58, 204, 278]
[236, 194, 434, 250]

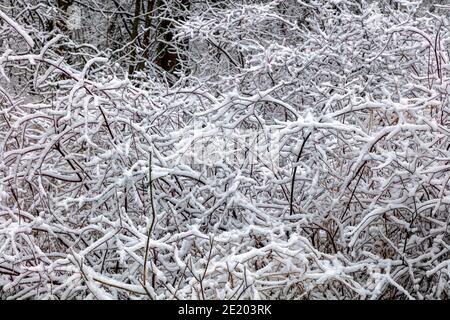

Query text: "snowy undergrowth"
[0, 1, 449, 299]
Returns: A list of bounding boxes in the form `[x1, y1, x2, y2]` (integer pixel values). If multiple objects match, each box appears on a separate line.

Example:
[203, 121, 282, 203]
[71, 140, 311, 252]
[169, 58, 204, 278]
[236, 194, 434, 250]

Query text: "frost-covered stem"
[0, 9, 34, 48]
[143, 151, 156, 292]
[290, 131, 311, 216]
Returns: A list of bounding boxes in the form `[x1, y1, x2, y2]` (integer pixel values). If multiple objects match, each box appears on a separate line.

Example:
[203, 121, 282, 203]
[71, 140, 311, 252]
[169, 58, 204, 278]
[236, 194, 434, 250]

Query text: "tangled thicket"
[0, 0, 449, 299]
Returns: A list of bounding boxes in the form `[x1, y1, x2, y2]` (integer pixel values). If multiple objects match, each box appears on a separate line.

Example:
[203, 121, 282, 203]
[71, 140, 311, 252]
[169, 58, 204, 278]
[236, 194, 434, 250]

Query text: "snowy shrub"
[0, 0, 449, 299]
